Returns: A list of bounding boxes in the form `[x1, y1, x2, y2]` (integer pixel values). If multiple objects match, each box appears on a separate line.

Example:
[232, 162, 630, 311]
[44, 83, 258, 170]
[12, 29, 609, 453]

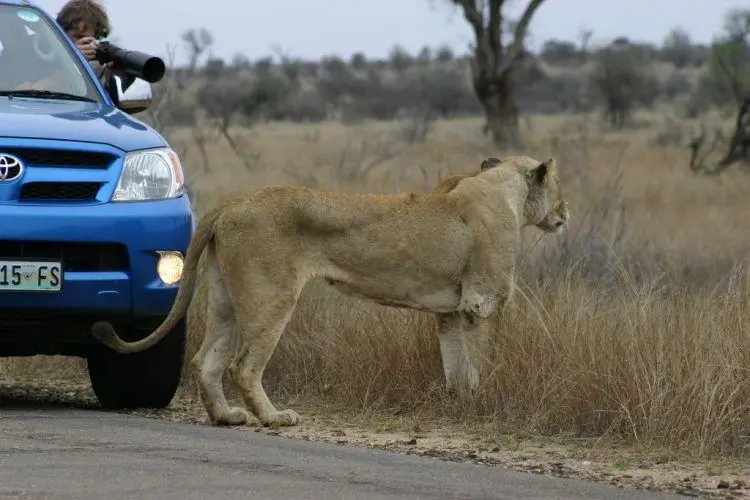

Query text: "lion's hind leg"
[190, 246, 249, 426]
[225, 268, 303, 428]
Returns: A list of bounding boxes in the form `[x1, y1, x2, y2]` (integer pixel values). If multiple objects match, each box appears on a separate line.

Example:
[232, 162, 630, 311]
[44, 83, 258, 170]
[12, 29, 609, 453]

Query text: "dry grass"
[3, 109, 750, 460]
[261, 264, 750, 458]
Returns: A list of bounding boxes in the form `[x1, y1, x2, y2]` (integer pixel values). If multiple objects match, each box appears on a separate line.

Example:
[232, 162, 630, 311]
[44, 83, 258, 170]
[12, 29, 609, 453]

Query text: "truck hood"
[0, 96, 167, 152]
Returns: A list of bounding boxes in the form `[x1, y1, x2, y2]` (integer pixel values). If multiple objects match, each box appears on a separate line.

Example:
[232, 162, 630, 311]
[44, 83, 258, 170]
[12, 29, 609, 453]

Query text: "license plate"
[0, 260, 63, 292]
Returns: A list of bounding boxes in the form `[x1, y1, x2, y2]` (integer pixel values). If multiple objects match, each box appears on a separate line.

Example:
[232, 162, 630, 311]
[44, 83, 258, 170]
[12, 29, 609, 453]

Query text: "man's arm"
[14, 69, 73, 92]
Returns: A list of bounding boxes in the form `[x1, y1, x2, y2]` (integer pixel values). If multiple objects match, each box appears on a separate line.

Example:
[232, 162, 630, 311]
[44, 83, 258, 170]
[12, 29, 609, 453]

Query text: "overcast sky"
[34, 0, 746, 65]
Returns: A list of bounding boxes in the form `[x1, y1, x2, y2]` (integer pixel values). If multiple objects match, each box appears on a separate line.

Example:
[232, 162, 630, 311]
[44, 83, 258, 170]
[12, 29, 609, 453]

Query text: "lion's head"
[480, 155, 569, 233]
[535, 196, 569, 233]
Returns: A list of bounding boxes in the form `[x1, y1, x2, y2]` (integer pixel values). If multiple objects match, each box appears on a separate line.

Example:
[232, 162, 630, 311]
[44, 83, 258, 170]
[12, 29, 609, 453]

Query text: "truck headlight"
[156, 251, 184, 285]
[113, 148, 184, 201]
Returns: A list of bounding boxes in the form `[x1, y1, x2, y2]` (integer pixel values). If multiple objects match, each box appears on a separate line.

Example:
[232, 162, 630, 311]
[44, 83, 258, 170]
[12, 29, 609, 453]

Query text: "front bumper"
[0, 195, 195, 316]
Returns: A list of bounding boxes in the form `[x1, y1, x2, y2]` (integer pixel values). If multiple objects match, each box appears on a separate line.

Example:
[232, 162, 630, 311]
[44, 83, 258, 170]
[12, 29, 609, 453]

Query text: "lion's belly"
[313, 216, 470, 313]
[324, 278, 461, 313]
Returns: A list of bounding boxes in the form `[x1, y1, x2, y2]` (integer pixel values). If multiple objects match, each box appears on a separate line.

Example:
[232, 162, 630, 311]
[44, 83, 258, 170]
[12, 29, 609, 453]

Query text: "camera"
[93, 40, 166, 84]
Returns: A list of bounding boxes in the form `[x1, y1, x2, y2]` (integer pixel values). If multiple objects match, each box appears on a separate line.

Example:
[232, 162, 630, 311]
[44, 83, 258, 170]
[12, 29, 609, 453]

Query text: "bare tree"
[442, 0, 547, 147]
[689, 94, 750, 174]
[689, 8, 750, 173]
[577, 28, 593, 61]
[661, 28, 696, 68]
[590, 42, 659, 130]
[180, 28, 214, 82]
[140, 45, 181, 138]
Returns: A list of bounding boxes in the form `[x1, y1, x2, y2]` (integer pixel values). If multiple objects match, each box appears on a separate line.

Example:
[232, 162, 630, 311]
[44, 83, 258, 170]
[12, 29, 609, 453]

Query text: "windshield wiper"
[0, 89, 95, 102]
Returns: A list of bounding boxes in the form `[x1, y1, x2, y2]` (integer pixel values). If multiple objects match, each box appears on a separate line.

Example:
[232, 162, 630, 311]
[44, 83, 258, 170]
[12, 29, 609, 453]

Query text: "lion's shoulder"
[433, 172, 479, 193]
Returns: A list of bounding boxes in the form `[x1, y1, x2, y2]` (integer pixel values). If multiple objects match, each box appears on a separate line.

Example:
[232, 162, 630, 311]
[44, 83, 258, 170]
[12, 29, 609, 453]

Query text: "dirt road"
[0, 406, 682, 500]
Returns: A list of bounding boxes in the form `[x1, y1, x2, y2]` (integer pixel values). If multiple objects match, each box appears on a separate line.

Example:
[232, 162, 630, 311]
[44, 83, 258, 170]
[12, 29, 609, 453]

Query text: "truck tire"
[87, 319, 186, 409]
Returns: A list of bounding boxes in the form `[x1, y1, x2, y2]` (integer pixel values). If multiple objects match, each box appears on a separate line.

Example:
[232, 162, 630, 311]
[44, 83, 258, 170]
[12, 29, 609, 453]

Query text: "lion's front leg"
[437, 312, 480, 395]
[459, 238, 517, 318]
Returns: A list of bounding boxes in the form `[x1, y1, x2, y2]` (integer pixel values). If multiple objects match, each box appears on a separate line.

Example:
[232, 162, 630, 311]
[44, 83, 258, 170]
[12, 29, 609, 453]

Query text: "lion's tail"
[91, 204, 223, 354]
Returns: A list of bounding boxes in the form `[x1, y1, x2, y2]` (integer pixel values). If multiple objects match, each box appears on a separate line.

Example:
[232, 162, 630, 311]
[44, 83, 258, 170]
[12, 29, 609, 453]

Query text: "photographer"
[15, 0, 164, 102]
[12, 0, 116, 94]
[58, 0, 165, 95]
[55, 0, 118, 93]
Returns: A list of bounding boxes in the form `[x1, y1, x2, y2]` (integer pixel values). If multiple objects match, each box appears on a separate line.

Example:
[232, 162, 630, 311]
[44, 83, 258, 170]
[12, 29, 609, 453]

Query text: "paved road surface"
[0, 407, 680, 500]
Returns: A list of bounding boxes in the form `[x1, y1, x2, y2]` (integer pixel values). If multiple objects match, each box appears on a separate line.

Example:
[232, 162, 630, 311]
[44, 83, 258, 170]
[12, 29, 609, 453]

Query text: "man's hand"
[75, 36, 115, 82]
[75, 36, 116, 68]
[75, 36, 97, 61]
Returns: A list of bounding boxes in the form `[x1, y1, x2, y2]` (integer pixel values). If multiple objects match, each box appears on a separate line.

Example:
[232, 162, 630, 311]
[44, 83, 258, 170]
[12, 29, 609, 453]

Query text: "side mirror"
[113, 75, 152, 114]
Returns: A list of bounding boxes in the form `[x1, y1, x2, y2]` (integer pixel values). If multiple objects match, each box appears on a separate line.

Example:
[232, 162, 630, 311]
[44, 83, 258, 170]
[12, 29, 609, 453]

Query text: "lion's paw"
[213, 407, 250, 426]
[445, 366, 479, 396]
[264, 409, 301, 428]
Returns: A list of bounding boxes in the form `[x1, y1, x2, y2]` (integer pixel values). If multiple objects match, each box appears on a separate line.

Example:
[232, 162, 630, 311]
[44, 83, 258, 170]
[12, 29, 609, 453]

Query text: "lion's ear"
[532, 157, 556, 184]
[481, 157, 503, 171]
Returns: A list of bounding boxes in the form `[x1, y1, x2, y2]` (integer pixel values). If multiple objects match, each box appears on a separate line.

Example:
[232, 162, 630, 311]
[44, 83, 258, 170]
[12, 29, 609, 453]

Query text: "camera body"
[92, 40, 166, 84]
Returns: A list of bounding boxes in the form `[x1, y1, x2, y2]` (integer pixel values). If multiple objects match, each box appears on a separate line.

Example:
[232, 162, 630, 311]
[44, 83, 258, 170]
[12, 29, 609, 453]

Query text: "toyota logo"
[0, 154, 24, 182]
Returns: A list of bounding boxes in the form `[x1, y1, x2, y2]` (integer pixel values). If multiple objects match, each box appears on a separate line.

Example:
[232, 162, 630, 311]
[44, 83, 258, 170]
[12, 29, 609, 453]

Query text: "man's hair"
[56, 0, 110, 39]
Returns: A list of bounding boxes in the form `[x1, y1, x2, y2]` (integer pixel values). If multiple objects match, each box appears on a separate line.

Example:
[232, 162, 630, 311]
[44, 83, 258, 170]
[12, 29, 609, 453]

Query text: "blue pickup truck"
[0, 0, 195, 408]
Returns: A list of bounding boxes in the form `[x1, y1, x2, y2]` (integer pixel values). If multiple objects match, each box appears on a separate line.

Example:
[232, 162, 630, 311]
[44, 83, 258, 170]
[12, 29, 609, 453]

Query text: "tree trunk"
[481, 73, 520, 149]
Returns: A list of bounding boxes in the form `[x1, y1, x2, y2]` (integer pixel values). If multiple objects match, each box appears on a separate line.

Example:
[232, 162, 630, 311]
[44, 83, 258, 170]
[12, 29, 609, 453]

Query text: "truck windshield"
[0, 5, 100, 101]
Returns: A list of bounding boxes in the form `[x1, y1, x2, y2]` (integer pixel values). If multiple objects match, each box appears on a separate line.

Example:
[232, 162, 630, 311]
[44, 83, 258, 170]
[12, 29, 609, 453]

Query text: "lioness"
[91, 155, 569, 427]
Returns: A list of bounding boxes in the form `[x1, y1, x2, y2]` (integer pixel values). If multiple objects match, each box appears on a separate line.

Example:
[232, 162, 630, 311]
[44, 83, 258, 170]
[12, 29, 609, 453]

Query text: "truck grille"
[0, 147, 115, 168]
[20, 182, 102, 201]
[0, 240, 129, 271]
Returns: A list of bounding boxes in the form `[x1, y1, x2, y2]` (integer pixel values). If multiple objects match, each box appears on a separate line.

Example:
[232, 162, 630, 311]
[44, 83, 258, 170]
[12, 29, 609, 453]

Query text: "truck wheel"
[87, 319, 186, 409]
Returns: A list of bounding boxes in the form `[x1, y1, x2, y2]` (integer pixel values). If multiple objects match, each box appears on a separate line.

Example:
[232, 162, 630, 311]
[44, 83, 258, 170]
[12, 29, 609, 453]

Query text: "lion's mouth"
[538, 220, 566, 233]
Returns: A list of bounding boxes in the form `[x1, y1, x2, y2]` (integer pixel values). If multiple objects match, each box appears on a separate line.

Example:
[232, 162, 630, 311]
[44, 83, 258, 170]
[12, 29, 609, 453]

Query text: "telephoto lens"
[95, 41, 166, 83]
